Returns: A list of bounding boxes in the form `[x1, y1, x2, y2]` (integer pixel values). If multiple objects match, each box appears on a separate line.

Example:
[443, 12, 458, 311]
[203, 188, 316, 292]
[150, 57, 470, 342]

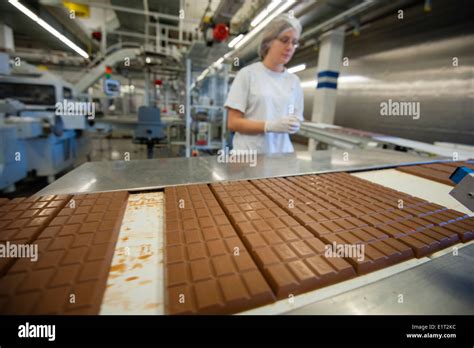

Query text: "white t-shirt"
[225, 62, 304, 154]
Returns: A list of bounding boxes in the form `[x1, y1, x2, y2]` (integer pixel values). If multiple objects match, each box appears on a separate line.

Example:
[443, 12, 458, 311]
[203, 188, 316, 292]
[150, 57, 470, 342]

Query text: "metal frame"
[185, 58, 192, 157]
[184, 59, 230, 157]
[69, 1, 199, 23]
[110, 29, 192, 47]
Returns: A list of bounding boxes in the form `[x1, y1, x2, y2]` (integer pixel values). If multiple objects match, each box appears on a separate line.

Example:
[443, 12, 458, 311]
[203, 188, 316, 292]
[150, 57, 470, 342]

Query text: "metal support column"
[185, 58, 192, 157]
[100, 11, 107, 56]
[221, 64, 229, 151]
[144, 69, 150, 107]
[179, 0, 184, 42]
[309, 26, 346, 151]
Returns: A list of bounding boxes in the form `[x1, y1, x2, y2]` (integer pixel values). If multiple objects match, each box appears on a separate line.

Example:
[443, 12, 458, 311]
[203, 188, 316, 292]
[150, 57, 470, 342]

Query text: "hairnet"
[258, 13, 302, 59]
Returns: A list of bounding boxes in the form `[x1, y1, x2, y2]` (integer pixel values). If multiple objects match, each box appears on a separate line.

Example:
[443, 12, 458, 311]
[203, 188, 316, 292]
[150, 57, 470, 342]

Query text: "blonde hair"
[258, 13, 302, 59]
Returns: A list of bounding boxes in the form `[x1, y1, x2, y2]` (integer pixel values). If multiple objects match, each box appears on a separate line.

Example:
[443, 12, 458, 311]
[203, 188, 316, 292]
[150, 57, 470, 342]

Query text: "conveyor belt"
[1, 171, 473, 315]
[4, 149, 474, 315]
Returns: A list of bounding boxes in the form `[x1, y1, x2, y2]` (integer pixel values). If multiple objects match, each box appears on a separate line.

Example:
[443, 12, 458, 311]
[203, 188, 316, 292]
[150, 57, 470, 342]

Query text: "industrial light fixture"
[196, 56, 225, 83]
[8, 0, 89, 59]
[251, 0, 282, 27]
[196, 68, 210, 82]
[227, 34, 244, 48]
[234, 0, 296, 50]
[338, 75, 370, 83]
[287, 63, 306, 74]
[300, 80, 316, 88]
[300, 75, 370, 88]
[212, 57, 224, 68]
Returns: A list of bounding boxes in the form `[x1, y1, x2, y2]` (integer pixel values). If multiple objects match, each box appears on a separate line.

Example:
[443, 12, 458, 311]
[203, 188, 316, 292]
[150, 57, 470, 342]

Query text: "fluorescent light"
[212, 57, 224, 68]
[300, 75, 370, 89]
[197, 68, 210, 82]
[338, 75, 370, 83]
[251, 0, 282, 27]
[228, 34, 244, 48]
[120, 84, 136, 93]
[301, 80, 316, 88]
[288, 64, 306, 74]
[235, 0, 296, 50]
[8, 0, 89, 59]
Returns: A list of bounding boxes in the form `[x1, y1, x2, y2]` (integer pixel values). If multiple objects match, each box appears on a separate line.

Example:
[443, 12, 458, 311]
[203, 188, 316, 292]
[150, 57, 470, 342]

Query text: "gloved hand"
[264, 116, 300, 134]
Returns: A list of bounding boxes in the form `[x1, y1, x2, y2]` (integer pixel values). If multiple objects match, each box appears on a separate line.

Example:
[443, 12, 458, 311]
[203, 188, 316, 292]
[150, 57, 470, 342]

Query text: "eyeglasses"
[276, 36, 300, 48]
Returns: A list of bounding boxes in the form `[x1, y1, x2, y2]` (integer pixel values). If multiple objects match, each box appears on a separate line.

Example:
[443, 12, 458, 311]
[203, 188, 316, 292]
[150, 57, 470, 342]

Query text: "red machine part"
[213, 23, 229, 42]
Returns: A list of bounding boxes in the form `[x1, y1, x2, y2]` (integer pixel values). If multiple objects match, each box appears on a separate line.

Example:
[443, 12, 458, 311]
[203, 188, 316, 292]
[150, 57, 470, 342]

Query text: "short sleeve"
[224, 68, 249, 113]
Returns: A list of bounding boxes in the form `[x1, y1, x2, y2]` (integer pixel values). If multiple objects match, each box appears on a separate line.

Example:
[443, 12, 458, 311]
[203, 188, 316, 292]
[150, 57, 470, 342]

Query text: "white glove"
[264, 116, 300, 134]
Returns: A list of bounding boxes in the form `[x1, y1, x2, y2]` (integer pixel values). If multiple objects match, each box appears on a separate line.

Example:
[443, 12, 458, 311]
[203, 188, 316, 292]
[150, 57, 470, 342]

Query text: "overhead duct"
[41, 2, 100, 51]
[212, 0, 246, 25]
[232, 0, 386, 66]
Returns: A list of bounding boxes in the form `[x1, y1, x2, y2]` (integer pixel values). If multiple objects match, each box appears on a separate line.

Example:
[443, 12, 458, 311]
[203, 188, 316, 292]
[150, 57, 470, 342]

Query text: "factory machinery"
[0, 22, 92, 193]
[0, 65, 89, 192]
[0, 148, 471, 315]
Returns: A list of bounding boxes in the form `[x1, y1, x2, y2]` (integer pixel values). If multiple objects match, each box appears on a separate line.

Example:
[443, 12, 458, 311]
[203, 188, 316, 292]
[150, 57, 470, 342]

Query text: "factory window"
[63, 87, 73, 100]
[0, 82, 56, 106]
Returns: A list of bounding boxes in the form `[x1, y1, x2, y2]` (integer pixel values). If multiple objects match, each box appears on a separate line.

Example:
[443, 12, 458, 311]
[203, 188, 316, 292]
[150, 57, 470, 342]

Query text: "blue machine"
[0, 63, 89, 191]
[133, 106, 166, 159]
[449, 165, 474, 212]
[0, 124, 27, 192]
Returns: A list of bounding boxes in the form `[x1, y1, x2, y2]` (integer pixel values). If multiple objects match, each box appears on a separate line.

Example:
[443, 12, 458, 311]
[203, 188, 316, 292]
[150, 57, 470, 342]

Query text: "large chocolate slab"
[0, 198, 10, 206]
[396, 161, 474, 186]
[250, 175, 415, 274]
[0, 191, 129, 314]
[164, 184, 274, 314]
[442, 217, 474, 242]
[210, 181, 356, 298]
[249, 172, 472, 271]
[396, 227, 460, 257]
[0, 195, 72, 277]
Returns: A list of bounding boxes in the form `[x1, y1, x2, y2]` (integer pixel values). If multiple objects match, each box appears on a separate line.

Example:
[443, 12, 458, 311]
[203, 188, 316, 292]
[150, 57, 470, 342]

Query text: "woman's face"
[266, 28, 299, 65]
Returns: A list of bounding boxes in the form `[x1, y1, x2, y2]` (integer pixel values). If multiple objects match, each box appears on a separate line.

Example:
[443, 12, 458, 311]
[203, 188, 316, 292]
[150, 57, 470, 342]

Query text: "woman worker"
[225, 14, 303, 154]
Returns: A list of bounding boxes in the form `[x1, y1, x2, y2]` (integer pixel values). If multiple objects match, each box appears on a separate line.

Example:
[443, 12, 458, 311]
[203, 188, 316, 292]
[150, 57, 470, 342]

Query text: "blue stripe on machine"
[316, 81, 338, 89]
[317, 70, 340, 78]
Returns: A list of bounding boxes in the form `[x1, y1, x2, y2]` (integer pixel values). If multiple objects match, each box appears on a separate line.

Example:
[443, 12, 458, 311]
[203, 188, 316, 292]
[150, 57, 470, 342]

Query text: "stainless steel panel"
[287, 244, 474, 315]
[300, 0, 474, 145]
[36, 148, 446, 195]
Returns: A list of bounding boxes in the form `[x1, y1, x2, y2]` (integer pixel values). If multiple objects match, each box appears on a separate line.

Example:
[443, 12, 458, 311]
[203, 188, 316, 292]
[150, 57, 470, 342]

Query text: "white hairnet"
[258, 13, 302, 59]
